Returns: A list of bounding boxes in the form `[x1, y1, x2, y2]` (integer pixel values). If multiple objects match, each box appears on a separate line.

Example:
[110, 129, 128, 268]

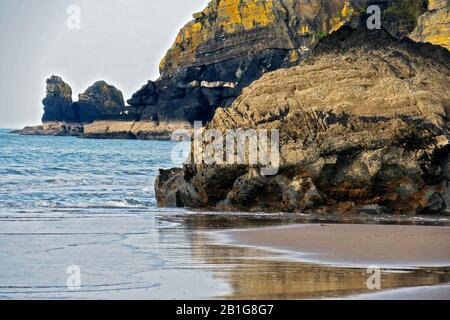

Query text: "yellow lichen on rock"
[215, 0, 274, 33]
[330, 1, 356, 33]
[289, 49, 299, 62]
[341, 1, 352, 18]
[159, 0, 450, 77]
[411, 0, 450, 50]
[299, 24, 311, 35]
[160, 0, 277, 74]
[428, 0, 448, 10]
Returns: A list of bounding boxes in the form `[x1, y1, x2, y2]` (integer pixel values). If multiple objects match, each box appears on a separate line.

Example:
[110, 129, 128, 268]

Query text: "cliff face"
[411, 0, 450, 49]
[33, 0, 449, 139]
[131, 0, 367, 125]
[156, 27, 450, 214]
[158, 0, 361, 76]
[129, 0, 448, 133]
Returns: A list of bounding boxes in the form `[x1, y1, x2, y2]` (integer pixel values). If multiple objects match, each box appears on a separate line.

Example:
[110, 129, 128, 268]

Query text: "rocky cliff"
[156, 26, 450, 215]
[42, 78, 143, 125]
[20, 0, 449, 139]
[129, 0, 448, 135]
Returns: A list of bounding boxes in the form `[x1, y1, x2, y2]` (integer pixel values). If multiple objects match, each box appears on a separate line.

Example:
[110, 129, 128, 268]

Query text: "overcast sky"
[0, 0, 209, 128]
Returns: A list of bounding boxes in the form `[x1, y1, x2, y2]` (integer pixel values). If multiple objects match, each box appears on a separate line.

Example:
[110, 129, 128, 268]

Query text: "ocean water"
[0, 129, 232, 299]
[0, 129, 177, 210]
[1, 129, 449, 300]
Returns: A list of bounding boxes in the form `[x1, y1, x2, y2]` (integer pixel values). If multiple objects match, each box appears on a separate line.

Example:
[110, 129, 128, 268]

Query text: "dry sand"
[217, 224, 450, 268]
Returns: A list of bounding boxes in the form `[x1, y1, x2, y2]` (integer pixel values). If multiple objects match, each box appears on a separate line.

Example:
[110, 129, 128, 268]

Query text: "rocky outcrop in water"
[75, 81, 129, 123]
[41, 77, 138, 124]
[156, 26, 450, 215]
[42, 76, 76, 123]
[18, 77, 149, 138]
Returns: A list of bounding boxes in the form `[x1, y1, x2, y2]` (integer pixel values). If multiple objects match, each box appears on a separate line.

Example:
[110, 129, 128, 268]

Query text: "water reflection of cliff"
[167, 213, 450, 299]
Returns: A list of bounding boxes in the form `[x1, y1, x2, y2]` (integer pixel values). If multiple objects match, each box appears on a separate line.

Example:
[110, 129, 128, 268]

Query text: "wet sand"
[215, 224, 450, 268]
[341, 284, 450, 300]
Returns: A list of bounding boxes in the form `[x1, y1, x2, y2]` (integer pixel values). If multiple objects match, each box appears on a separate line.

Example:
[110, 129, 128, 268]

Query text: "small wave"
[118, 170, 145, 176]
[0, 168, 37, 176]
[61, 198, 149, 209]
[0, 198, 150, 211]
[45, 166, 71, 172]
[104, 199, 147, 208]
[42, 178, 90, 186]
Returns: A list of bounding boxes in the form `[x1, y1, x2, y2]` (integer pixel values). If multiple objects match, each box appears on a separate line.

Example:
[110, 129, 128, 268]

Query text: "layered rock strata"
[18, 0, 450, 140]
[130, 0, 448, 136]
[411, 0, 450, 49]
[156, 26, 450, 215]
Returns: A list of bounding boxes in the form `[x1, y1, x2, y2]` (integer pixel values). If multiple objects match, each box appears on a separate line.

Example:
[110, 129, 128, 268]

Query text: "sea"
[0, 128, 449, 299]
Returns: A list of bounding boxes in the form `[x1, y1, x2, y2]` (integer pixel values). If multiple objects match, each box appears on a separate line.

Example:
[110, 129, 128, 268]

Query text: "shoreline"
[9, 119, 186, 141]
[209, 223, 450, 299]
[210, 223, 450, 268]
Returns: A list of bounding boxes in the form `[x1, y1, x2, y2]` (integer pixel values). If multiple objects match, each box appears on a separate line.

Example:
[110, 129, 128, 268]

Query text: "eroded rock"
[76, 81, 126, 123]
[411, 0, 450, 50]
[29, 1, 450, 141]
[156, 27, 450, 215]
[130, 0, 448, 134]
[42, 75, 76, 123]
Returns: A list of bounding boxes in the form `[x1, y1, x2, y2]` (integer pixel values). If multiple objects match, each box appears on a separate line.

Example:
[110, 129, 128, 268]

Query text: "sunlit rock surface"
[411, 0, 450, 50]
[132, 0, 448, 135]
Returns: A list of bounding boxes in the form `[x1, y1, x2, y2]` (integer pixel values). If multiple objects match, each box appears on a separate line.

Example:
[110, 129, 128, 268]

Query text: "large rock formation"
[41, 77, 135, 125]
[130, 0, 448, 135]
[42, 75, 77, 123]
[19, 0, 449, 140]
[75, 81, 127, 123]
[130, 0, 361, 124]
[20, 77, 145, 137]
[156, 26, 450, 215]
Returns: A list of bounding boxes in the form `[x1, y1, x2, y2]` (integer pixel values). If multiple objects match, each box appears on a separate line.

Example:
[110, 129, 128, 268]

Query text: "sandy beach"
[211, 223, 450, 299]
[215, 224, 450, 268]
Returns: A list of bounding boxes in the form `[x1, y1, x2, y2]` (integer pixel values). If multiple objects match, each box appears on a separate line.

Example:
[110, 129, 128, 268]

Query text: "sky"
[0, 0, 209, 128]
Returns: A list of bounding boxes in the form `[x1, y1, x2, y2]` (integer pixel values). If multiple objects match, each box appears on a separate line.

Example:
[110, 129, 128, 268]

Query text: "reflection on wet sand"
[172, 213, 450, 299]
[195, 234, 450, 299]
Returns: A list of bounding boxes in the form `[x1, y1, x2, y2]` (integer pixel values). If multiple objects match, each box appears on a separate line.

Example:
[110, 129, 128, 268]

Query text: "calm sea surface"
[0, 129, 449, 299]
